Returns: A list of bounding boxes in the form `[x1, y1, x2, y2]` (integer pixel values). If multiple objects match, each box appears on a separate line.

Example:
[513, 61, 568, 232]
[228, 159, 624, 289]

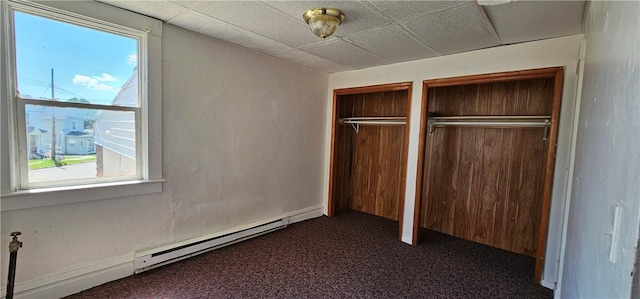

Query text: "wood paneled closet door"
[329, 83, 412, 232]
[414, 68, 564, 282]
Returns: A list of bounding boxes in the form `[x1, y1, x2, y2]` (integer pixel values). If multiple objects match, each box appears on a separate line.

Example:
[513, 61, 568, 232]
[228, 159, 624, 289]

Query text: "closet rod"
[427, 116, 550, 140]
[429, 115, 549, 120]
[340, 116, 406, 121]
[429, 120, 549, 126]
[339, 117, 406, 134]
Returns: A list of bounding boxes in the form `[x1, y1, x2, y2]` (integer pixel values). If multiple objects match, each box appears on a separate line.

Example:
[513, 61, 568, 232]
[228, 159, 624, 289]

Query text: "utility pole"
[51, 68, 57, 164]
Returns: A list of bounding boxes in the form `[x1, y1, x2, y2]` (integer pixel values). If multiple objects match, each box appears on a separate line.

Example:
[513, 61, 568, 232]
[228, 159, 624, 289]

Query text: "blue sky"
[14, 11, 138, 105]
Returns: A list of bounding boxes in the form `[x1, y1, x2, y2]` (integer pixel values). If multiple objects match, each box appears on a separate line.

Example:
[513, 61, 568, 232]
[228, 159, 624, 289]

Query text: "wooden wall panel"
[333, 90, 407, 221]
[420, 78, 553, 256]
[332, 94, 355, 212]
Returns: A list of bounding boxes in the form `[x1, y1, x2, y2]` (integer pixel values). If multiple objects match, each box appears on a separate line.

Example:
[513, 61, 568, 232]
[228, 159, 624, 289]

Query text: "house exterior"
[93, 69, 137, 177]
[64, 129, 94, 155]
[25, 105, 96, 157]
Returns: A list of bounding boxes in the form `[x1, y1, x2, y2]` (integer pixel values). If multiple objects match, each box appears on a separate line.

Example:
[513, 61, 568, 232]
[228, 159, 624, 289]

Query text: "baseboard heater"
[134, 216, 290, 273]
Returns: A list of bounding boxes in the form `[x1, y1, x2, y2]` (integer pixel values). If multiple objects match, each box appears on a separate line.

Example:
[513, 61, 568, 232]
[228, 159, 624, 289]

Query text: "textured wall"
[559, 1, 640, 298]
[0, 23, 328, 294]
[161, 25, 328, 241]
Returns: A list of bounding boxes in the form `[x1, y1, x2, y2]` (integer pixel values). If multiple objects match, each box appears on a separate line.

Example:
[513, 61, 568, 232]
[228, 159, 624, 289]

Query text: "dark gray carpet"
[66, 210, 553, 298]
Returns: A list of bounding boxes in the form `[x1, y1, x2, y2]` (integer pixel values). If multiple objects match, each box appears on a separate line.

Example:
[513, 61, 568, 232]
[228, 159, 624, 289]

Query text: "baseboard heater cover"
[134, 217, 289, 273]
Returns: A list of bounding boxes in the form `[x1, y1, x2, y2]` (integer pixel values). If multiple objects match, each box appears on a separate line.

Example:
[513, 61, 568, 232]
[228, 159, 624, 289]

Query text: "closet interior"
[328, 83, 411, 234]
[415, 67, 563, 281]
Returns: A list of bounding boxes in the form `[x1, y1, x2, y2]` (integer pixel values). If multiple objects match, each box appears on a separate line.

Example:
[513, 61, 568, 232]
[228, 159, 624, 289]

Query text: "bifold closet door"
[333, 91, 407, 221]
[420, 79, 553, 256]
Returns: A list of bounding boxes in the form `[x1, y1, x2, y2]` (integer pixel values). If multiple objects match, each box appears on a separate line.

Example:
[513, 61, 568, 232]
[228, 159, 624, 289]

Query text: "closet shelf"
[428, 115, 551, 140]
[340, 117, 406, 134]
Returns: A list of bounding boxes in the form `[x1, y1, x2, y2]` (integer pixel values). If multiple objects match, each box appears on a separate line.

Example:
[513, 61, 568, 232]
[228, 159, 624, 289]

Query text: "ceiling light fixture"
[303, 8, 345, 40]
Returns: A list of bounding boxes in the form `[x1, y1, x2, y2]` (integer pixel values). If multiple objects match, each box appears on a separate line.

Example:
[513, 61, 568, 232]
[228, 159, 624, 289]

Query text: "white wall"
[101, 148, 135, 177]
[325, 35, 583, 287]
[559, 1, 640, 298]
[161, 25, 327, 241]
[0, 23, 328, 297]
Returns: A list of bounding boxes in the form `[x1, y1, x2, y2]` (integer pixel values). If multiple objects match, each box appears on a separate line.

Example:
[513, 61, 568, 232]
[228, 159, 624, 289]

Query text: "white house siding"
[94, 69, 138, 176]
[64, 136, 94, 155]
[94, 110, 136, 159]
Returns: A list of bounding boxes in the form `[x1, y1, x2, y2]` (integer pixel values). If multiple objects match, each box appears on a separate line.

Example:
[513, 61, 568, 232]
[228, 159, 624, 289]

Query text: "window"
[1, 0, 163, 207]
[9, 6, 141, 188]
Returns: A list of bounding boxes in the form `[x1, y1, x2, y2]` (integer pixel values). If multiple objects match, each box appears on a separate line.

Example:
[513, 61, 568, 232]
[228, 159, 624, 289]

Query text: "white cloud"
[72, 73, 119, 92]
[127, 54, 137, 65]
[97, 73, 117, 82]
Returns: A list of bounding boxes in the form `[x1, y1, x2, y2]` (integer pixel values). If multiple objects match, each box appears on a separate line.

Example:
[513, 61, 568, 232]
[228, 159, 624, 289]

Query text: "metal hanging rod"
[427, 115, 551, 140]
[339, 117, 406, 134]
[429, 115, 549, 121]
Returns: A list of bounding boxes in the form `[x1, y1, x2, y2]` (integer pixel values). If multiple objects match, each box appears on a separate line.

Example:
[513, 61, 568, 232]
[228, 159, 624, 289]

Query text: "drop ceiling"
[98, 0, 586, 73]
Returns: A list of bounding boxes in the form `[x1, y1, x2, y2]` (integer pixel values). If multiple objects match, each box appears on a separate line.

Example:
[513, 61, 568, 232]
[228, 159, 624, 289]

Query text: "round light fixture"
[303, 8, 345, 40]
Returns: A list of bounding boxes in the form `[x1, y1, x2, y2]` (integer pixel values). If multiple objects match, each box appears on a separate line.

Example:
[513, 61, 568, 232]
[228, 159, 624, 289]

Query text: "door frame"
[328, 82, 412, 240]
[412, 67, 564, 282]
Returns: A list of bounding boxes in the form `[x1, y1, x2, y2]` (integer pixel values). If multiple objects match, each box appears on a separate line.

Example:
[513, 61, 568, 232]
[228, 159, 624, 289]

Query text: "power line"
[19, 81, 49, 88]
[19, 76, 118, 104]
[53, 86, 83, 98]
[39, 86, 50, 98]
[20, 77, 85, 99]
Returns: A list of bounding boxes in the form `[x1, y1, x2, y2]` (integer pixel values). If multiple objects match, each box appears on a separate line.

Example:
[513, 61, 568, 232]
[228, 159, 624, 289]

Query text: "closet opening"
[413, 67, 564, 283]
[328, 82, 412, 239]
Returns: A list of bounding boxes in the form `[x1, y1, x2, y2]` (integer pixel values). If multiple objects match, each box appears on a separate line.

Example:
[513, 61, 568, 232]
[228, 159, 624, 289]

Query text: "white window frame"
[0, 0, 164, 211]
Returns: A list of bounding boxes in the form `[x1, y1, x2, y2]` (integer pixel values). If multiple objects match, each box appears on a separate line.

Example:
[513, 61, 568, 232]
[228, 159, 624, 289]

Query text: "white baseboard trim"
[541, 279, 557, 290]
[287, 205, 324, 224]
[1, 205, 324, 299]
[2, 256, 133, 299]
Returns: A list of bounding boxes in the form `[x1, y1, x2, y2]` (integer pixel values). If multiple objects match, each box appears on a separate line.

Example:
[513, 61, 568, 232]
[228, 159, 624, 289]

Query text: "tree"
[67, 97, 90, 104]
[84, 117, 96, 129]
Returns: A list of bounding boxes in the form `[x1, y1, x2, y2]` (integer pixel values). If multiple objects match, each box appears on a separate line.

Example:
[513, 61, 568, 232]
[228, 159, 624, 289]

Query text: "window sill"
[0, 179, 165, 211]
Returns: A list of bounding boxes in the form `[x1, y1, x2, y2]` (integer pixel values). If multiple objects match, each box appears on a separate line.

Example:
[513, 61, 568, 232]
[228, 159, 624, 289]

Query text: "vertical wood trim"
[534, 67, 564, 282]
[327, 90, 339, 216]
[397, 84, 413, 240]
[412, 83, 430, 245]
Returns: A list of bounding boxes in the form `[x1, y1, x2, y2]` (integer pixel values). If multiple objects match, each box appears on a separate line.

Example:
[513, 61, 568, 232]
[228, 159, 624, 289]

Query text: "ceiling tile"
[344, 24, 439, 63]
[98, 0, 585, 74]
[169, 11, 295, 55]
[191, 1, 321, 48]
[168, 1, 202, 9]
[366, 0, 472, 21]
[263, 1, 393, 37]
[272, 50, 353, 73]
[401, 3, 502, 55]
[484, 1, 586, 44]
[301, 39, 388, 69]
[98, 0, 189, 21]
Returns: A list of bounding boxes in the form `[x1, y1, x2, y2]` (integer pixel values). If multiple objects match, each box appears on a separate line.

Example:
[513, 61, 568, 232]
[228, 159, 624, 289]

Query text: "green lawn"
[29, 154, 96, 170]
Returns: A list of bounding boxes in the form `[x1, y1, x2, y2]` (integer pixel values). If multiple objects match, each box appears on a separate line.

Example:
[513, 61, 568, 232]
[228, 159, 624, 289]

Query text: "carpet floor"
[66, 210, 553, 298]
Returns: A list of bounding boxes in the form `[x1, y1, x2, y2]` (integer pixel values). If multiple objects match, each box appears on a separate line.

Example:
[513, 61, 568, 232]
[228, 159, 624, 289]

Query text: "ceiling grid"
[98, 0, 586, 73]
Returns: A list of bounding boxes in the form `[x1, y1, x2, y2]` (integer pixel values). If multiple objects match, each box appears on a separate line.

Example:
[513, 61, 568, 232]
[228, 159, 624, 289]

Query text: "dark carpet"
[66, 210, 553, 298]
